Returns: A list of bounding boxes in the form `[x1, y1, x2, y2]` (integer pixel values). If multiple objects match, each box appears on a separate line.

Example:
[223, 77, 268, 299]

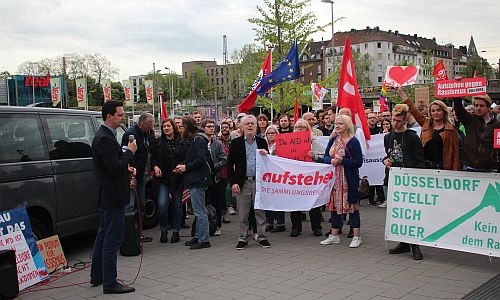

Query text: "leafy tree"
[0, 70, 10, 79]
[463, 55, 494, 79]
[248, 0, 328, 113]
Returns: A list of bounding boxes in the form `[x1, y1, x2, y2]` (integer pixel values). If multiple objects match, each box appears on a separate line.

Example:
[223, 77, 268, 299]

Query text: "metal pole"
[32, 72, 35, 105]
[214, 91, 218, 122]
[171, 70, 175, 116]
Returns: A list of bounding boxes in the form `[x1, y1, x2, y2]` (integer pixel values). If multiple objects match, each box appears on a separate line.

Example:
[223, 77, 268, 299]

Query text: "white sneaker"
[378, 202, 387, 208]
[349, 236, 362, 248]
[228, 207, 236, 215]
[214, 228, 221, 236]
[320, 234, 340, 245]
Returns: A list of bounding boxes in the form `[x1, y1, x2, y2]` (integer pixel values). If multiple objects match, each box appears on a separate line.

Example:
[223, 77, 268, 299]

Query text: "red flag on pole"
[337, 36, 371, 140]
[160, 94, 168, 120]
[238, 50, 272, 113]
[432, 60, 449, 80]
[294, 99, 299, 123]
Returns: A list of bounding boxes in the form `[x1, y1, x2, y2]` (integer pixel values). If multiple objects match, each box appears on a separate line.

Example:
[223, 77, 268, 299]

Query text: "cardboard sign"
[372, 100, 381, 113]
[36, 236, 67, 273]
[435, 77, 487, 98]
[0, 207, 48, 290]
[414, 87, 430, 110]
[384, 66, 420, 87]
[495, 129, 500, 149]
[275, 131, 312, 162]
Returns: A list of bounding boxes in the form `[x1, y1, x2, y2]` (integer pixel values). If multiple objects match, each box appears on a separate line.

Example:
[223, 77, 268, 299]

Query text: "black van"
[0, 106, 128, 239]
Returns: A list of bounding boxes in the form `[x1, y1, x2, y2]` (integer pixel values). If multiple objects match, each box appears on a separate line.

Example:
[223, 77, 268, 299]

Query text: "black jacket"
[92, 125, 134, 208]
[182, 134, 213, 188]
[227, 136, 268, 188]
[150, 134, 185, 190]
[121, 124, 153, 179]
[383, 129, 425, 186]
[454, 98, 499, 171]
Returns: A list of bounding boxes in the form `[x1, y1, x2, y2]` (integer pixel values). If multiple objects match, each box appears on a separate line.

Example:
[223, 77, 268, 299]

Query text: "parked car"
[0, 106, 146, 239]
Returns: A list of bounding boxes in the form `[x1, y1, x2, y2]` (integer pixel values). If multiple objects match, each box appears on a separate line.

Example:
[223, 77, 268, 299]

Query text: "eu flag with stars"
[256, 41, 300, 96]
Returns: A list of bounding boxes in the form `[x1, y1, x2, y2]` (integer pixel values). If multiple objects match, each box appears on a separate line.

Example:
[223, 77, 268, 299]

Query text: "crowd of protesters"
[134, 88, 498, 260]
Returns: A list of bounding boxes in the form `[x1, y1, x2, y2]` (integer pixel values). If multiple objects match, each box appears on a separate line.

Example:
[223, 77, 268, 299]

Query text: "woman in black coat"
[151, 118, 185, 243]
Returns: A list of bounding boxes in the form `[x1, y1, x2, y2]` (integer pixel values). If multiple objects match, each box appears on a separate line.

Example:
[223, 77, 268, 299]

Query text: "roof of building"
[329, 26, 445, 53]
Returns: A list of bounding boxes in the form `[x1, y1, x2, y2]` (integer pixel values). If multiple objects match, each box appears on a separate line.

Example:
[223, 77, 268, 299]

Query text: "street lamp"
[165, 67, 175, 116]
[322, 0, 335, 77]
[321, 0, 334, 40]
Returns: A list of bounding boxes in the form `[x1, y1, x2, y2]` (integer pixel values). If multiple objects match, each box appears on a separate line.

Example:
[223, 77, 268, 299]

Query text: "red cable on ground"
[19, 186, 145, 294]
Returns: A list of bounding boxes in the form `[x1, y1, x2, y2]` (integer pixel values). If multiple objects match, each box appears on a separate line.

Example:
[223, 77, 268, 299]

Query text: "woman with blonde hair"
[398, 88, 460, 170]
[320, 115, 363, 247]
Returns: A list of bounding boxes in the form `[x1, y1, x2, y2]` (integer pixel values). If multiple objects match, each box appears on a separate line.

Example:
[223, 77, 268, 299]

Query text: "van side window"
[44, 116, 95, 159]
[96, 117, 125, 143]
[0, 115, 48, 163]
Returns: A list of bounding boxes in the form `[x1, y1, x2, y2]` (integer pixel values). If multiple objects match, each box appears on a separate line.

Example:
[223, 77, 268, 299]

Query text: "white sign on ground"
[385, 168, 500, 257]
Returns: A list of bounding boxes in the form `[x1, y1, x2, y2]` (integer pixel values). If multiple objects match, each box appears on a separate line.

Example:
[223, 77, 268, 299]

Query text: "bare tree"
[86, 53, 119, 84]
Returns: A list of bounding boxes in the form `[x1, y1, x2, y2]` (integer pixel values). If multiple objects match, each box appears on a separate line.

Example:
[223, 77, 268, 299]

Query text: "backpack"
[190, 204, 218, 237]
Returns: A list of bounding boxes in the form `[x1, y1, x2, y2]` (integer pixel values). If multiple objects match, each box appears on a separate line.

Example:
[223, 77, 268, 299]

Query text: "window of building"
[377, 53, 382, 60]
[378, 76, 383, 83]
[211, 69, 214, 76]
[221, 68, 224, 75]
[394, 54, 396, 60]
[303, 54, 308, 60]
[316, 53, 321, 59]
[300, 67, 304, 75]
[44, 115, 94, 159]
[317, 65, 322, 74]
[340, 46, 344, 53]
[0, 115, 47, 163]
[216, 78, 219, 85]
[377, 42, 382, 48]
[356, 46, 360, 53]
[388, 54, 391, 60]
[221, 78, 224, 85]
[317, 75, 321, 82]
[377, 64, 383, 71]
[364, 43, 368, 49]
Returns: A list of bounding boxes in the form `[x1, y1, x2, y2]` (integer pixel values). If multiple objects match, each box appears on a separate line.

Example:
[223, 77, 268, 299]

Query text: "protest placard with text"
[385, 168, 499, 257]
[275, 131, 312, 162]
[36, 235, 67, 273]
[434, 77, 486, 98]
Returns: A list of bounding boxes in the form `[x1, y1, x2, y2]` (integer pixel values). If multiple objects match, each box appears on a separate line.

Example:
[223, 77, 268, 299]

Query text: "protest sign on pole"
[0, 207, 49, 290]
[385, 168, 499, 257]
[384, 66, 420, 87]
[123, 80, 132, 106]
[434, 77, 487, 98]
[275, 131, 312, 162]
[255, 152, 335, 211]
[414, 87, 430, 111]
[372, 100, 381, 113]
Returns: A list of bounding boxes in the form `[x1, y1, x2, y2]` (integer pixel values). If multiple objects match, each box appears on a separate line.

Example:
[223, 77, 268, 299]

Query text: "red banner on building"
[435, 77, 487, 98]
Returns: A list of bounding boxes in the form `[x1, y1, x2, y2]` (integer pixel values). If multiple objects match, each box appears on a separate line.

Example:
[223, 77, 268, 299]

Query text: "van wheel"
[142, 196, 157, 229]
[30, 217, 49, 240]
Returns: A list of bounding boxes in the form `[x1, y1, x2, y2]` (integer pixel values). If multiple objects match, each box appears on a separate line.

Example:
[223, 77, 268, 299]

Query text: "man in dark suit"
[121, 112, 154, 242]
[227, 115, 271, 250]
[90, 100, 137, 294]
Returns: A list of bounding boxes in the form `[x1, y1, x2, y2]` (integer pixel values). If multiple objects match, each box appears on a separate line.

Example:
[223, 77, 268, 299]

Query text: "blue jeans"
[90, 207, 125, 289]
[127, 177, 145, 222]
[190, 186, 209, 243]
[157, 183, 182, 232]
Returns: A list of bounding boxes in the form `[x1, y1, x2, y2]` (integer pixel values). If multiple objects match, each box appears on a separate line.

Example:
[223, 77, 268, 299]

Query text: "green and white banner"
[385, 168, 500, 257]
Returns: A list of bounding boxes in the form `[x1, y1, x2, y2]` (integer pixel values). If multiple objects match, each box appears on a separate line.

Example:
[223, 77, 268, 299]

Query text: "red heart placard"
[385, 66, 419, 87]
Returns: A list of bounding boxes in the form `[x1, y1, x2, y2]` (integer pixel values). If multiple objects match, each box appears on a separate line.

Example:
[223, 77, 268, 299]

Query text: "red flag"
[160, 94, 168, 120]
[294, 99, 299, 123]
[238, 50, 272, 113]
[337, 37, 371, 140]
[432, 60, 448, 80]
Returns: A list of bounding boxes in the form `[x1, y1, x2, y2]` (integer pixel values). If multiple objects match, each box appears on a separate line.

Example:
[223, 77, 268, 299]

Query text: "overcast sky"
[1, 0, 499, 80]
